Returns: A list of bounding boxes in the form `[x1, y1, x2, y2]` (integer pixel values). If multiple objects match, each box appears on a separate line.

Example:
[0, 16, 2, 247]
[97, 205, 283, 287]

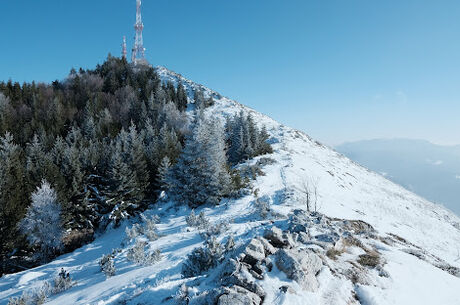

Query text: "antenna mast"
[132, 0, 146, 65]
[122, 36, 127, 60]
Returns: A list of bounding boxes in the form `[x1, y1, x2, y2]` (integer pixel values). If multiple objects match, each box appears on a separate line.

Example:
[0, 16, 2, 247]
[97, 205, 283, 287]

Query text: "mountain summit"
[1, 67, 460, 305]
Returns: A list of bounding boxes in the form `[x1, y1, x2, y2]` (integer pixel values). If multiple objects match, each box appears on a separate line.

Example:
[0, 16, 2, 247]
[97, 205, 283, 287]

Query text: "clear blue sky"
[1, 0, 459, 146]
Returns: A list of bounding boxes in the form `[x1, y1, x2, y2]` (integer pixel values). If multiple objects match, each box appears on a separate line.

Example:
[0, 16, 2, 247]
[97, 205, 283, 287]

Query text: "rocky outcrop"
[190, 212, 390, 304]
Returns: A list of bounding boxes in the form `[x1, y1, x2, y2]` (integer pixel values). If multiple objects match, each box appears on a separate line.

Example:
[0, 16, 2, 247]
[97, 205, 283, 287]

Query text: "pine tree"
[157, 156, 171, 190]
[225, 111, 272, 164]
[0, 133, 28, 256]
[19, 180, 63, 261]
[159, 123, 182, 163]
[176, 81, 188, 112]
[26, 134, 47, 188]
[167, 115, 230, 207]
[194, 90, 205, 109]
[256, 125, 273, 155]
[203, 117, 232, 197]
[107, 140, 140, 225]
[128, 123, 149, 198]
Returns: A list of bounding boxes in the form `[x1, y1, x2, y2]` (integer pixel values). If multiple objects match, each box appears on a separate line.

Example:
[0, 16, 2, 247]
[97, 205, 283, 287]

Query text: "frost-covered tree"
[25, 134, 47, 186]
[19, 180, 63, 261]
[225, 111, 273, 164]
[194, 89, 205, 109]
[158, 123, 182, 164]
[100, 254, 116, 277]
[107, 142, 139, 224]
[157, 156, 171, 190]
[167, 116, 231, 207]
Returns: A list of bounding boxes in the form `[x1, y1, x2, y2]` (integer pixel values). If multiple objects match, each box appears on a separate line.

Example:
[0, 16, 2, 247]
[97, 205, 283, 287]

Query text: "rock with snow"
[217, 286, 261, 305]
[275, 249, 323, 292]
[257, 237, 277, 255]
[264, 227, 295, 249]
[242, 238, 266, 266]
[219, 259, 265, 298]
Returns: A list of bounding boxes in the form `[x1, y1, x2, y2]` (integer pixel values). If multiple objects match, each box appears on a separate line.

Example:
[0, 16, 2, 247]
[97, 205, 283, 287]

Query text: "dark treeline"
[0, 55, 272, 275]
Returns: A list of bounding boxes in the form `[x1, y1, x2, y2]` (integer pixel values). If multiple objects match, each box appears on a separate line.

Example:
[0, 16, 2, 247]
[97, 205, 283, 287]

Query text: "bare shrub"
[295, 177, 320, 212]
[256, 157, 276, 167]
[358, 253, 380, 268]
[326, 248, 343, 260]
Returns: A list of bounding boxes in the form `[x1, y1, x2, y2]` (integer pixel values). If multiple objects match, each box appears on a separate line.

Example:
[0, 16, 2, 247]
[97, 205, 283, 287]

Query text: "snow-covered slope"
[1, 67, 460, 305]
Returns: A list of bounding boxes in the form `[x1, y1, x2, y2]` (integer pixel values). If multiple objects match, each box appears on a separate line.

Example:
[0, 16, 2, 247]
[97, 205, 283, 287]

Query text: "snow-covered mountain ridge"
[1, 67, 460, 304]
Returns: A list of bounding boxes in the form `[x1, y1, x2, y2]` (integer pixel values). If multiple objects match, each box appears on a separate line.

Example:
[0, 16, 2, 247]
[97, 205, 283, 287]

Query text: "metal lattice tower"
[122, 36, 127, 60]
[131, 0, 146, 64]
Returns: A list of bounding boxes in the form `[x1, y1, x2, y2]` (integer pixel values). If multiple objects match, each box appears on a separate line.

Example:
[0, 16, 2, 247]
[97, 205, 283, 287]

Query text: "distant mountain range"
[336, 139, 460, 215]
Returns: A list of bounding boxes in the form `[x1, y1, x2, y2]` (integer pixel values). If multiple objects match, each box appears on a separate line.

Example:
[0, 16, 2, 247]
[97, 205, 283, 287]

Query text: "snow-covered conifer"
[19, 180, 63, 261]
[157, 156, 171, 190]
[167, 115, 230, 207]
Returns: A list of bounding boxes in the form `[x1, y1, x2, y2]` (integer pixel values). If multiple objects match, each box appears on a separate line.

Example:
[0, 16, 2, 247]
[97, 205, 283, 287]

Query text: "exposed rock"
[252, 261, 266, 276]
[250, 269, 264, 280]
[264, 227, 285, 247]
[275, 249, 322, 292]
[279, 285, 296, 294]
[243, 239, 266, 266]
[436, 264, 460, 277]
[315, 232, 340, 244]
[297, 232, 311, 244]
[341, 220, 374, 235]
[217, 286, 261, 305]
[257, 237, 277, 255]
[377, 267, 390, 278]
[403, 248, 425, 260]
[219, 259, 265, 298]
[263, 257, 273, 272]
[264, 227, 295, 248]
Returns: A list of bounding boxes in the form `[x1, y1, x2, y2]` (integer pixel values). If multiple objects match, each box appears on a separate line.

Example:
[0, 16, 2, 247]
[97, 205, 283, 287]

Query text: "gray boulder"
[219, 259, 265, 298]
[217, 286, 261, 305]
[264, 227, 295, 248]
[243, 238, 266, 265]
[275, 249, 322, 292]
[257, 237, 277, 255]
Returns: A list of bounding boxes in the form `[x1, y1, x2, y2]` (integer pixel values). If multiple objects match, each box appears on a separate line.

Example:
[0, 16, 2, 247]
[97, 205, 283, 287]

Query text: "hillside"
[336, 139, 460, 216]
[1, 67, 460, 305]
